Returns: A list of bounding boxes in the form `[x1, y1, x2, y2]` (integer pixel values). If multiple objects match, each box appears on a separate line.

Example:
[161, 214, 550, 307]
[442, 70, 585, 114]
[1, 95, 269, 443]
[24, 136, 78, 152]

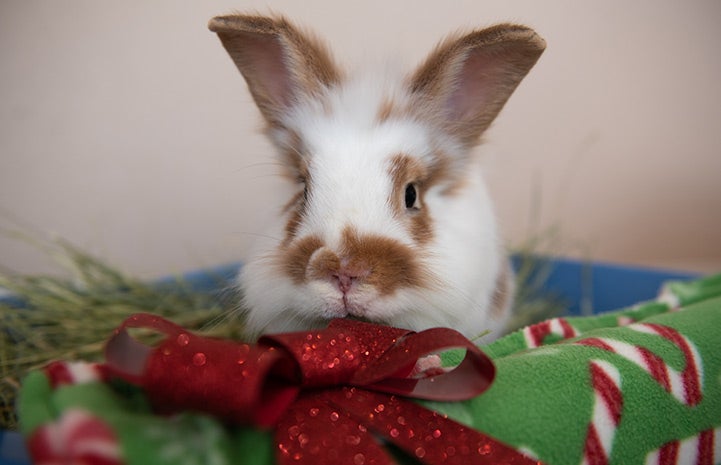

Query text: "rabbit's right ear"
[209, 15, 342, 128]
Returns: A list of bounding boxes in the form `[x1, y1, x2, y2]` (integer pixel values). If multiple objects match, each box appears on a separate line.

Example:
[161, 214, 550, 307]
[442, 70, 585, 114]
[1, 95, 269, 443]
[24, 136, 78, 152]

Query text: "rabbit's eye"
[404, 183, 419, 210]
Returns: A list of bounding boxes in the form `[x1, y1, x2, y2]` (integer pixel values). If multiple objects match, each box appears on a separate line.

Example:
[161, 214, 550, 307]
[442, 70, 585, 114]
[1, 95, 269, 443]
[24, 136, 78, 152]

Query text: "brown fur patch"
[376, 96, 399, 124]
[387, 151, 478, 244]
[306, 248, 341, 282]
[274, 130, 312, 243]
[340, 227, 427, 295]
[387, 154, 433, 244]
[280, 227, 428, 296]
[422, 149, 468, 197]
[282, 235, 324, 284]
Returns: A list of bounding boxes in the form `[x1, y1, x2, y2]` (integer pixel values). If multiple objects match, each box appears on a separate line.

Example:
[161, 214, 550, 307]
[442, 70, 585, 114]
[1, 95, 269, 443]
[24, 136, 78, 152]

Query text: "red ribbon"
[103, 313, 542, 465]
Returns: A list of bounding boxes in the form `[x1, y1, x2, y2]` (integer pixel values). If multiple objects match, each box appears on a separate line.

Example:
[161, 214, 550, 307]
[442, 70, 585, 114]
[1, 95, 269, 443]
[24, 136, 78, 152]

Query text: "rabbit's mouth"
[327, 285, 398, 328]
[337, 289, 369, 319]
[317, 282, 379, 322]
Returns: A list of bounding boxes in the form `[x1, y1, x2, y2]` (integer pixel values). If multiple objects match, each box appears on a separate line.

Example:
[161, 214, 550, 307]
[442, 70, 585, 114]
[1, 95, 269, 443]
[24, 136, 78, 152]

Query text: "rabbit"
[208, 14, 545, 340]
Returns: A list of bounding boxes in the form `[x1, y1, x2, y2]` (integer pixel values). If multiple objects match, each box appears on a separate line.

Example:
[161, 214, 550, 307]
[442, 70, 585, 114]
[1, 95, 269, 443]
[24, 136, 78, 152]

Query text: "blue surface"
[519, 256, 699, 316]
[0, 257, 702, 465]
[152, 262, 241, 294]
[0, 432, 28, 465]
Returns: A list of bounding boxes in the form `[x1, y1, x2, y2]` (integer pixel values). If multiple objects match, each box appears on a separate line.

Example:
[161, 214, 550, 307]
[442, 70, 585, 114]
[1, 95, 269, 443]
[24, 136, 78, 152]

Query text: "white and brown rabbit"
[208, 14, 545, 340]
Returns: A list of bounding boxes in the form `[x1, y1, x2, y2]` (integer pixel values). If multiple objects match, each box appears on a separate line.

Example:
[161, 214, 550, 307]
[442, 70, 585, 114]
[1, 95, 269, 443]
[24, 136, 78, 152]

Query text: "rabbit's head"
[209, 15, 544, 339]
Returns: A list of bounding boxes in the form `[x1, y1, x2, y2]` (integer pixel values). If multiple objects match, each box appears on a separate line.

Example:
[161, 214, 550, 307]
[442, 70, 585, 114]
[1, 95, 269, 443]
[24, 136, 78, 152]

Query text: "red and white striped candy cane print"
[575, 323, 703, 407]
[523, 317, 578, 348]
[644, 427, 721, 465]
[45, 361, 104, 388]
[582, 360, 623, 465]
[574, 324, 707, 465]
[627, 323, 703, 406]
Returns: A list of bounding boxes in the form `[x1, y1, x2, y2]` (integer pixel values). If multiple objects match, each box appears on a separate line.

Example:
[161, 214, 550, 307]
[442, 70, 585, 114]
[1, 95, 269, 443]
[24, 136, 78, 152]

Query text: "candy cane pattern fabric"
[27, 409, 122, 465]
[574, 323, 704, 407]
[627, 323, 703, 406]
[644, 427, 721, 465]
[574, 322, 708, 465]
[45, 360, 104, 388]
[523, 317, 578, 348]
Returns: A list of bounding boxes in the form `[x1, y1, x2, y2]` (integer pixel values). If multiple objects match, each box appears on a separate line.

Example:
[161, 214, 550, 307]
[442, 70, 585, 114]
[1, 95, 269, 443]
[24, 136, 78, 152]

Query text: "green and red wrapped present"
[18, 273, 721, 465]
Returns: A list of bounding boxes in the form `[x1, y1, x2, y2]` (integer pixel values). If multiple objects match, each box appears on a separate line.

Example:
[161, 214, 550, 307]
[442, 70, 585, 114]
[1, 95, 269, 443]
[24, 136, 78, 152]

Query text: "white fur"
[239, 71, 509, 340]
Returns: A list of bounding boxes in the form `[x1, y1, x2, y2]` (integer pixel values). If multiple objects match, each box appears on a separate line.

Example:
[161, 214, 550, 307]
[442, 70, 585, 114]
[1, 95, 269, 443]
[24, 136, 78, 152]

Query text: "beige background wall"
[1, 0, 720, 278]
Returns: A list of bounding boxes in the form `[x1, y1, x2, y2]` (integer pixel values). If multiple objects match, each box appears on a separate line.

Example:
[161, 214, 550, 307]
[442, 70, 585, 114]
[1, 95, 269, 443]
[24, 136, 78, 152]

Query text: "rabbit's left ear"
[409, 24, 545, 147]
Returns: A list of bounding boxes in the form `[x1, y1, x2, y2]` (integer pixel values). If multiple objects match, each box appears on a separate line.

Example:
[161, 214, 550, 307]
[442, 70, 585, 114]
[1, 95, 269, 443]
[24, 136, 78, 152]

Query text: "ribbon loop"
[104, 313, 297, 426]
[352, 327, 495, 400]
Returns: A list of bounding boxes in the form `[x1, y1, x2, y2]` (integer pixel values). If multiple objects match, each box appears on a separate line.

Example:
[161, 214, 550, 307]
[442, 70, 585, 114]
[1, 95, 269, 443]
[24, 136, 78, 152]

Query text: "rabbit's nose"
[331, 259, 372, 294]
[333, 272, 357, 294]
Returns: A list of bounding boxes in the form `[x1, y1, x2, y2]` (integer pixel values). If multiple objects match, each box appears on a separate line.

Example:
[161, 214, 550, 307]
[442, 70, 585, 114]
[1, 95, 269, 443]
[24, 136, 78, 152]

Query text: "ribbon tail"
[275, 393, 396, 465]
[325, 388, 544, 465]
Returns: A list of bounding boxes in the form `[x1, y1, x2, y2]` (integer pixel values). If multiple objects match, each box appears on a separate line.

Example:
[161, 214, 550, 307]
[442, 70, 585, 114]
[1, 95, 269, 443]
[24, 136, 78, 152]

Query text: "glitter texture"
[104, 313, 545, 465]
[192, 352, 206, 366]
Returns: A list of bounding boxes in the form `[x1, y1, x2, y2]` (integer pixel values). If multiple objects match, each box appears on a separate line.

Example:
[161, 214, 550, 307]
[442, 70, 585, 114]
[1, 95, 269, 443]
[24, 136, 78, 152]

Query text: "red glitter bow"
[103, 313, 542, 465]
